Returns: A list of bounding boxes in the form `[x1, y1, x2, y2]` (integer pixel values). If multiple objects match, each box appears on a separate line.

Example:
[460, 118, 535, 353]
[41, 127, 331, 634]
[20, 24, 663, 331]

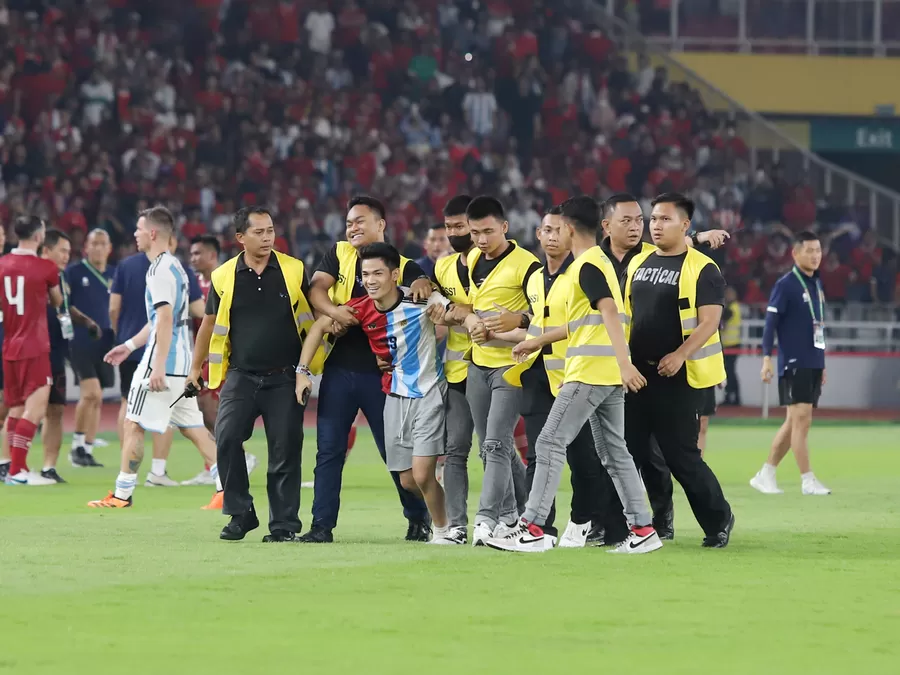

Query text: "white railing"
[739, 318, 900, 350]
[606, 0, 900, 56]
[582, 4, 900, 250]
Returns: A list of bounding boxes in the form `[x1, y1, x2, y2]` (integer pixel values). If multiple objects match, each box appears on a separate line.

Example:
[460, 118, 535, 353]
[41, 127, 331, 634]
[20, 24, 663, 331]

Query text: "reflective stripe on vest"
[434, 252, 472, 384]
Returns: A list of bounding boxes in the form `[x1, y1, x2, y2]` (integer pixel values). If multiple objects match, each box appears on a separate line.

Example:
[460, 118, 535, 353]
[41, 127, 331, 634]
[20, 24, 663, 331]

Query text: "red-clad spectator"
[196, 76, 226, 114]
[277, 0, 301, 44]
[59, 198, 88, 236]
[606, 155, 632, 192]
[727, 232, 760, 279]
[819, 251, 854, 301]
[182, 212, 207, 241]
[851, 230, 882, 281]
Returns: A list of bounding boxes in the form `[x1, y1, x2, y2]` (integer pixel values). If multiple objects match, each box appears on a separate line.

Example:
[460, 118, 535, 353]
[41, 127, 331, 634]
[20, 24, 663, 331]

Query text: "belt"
[230, 366, 295, 377]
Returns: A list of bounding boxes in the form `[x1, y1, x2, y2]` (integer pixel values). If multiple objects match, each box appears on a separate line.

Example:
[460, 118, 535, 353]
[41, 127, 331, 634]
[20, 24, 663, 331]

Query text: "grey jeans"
[523, 382, 651, 529]
[443, 383, 475, 528]
[466, 364, 523, 529]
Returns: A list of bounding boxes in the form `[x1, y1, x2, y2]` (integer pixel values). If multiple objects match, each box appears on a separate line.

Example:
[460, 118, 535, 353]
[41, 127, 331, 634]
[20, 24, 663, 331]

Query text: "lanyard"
[59, 272, 70, 313]
[791, 266, 825, 323]
[82, 260, 111, 290]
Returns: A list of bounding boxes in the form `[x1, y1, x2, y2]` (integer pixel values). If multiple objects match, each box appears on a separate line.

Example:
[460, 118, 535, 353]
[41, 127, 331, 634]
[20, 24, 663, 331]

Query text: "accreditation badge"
[59, 312, 75, 340]
[813, 321, 825, 350]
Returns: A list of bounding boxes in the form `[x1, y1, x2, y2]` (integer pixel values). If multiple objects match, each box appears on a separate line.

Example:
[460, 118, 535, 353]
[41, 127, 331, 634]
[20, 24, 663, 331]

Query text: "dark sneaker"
[70, 447, 104, 468]
[406, 520, 432, 542]
[262, 530, 301, 543]
[586, 524, 607, 546]
[40, 468, 67, 484]
[653, 505, 675, 541]
[297, 527, 334, 543]
[219, 509, 260, 541]
[0, 462, 9, 482]
[702, 512, 735, 549]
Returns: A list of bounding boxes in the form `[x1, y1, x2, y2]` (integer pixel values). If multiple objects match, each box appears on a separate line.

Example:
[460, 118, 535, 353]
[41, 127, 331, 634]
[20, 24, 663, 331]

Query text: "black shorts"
[71, 346, 115, 389]
[778, 367, 823, 407]
[698, 386, 717, 417]
[119, 360, 139, 398]
[49, 368, 67, 406]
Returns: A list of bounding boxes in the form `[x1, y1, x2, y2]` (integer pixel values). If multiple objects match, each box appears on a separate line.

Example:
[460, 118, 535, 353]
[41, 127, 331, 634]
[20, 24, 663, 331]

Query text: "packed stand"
[0, 0, 896, 309]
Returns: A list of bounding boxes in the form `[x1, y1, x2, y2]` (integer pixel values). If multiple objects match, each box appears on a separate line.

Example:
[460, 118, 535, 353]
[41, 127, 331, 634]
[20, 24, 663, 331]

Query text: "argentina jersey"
[384, 300, 444, 398]
[143, 251, 193, 377]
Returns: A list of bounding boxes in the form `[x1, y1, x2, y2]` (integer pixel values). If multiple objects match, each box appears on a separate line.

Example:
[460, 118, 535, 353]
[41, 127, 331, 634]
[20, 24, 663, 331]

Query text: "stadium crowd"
[0, 0, 898, 307]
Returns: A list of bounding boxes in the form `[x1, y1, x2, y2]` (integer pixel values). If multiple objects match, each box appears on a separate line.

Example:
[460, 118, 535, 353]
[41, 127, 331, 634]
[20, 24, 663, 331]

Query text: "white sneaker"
[144, 472, 180, 487]
[26, 472, 58, 486]
[181, 470, 215, 486]
[610, 528, 664, 555]
[93, 438, 109, 448]
[750, 469, 783, 495]
[558, 520, 591, 548]
[472, 522, 494, 547]
[4, 469, 28, 485]
[428, 526, 466, 545]
[802, 477, 831, 495]
[486, 520, 554, 553]
[245, 453, 259, 475]
[493, 521, 517, 539]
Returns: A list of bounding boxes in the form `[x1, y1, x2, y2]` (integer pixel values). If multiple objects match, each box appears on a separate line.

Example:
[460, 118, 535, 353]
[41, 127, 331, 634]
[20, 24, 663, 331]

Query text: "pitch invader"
[0, 217, 64, 485]
[298, 243, 452, 542]
[89, 207, 219, 508]
[487, 197, 662, 554]
[499, 206, 629, 548]
[182, 234, 257, 496]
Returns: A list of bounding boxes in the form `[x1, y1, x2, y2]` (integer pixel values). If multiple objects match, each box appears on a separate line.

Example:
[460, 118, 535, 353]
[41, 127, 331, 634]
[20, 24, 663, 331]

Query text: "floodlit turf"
[2, 424, 899, 674]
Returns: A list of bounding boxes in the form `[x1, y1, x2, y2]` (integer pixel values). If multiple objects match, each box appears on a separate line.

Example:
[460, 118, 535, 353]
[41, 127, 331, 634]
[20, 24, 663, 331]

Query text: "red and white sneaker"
[610, 526, 663, 555]
[485, 519, 554, 553]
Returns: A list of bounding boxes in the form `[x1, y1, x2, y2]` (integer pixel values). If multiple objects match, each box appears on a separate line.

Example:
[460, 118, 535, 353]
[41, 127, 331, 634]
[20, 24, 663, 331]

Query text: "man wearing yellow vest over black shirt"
[624, 193, 734, 548]
[486, 196, 661, 554]
[300, 195, 432, 544]
[456, 196, 540, 546]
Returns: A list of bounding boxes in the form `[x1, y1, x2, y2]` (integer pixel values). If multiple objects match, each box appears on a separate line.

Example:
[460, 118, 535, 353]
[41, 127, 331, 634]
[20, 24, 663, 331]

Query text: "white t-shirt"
[143, 252, 193, 377]
[306, 11, 335, 53]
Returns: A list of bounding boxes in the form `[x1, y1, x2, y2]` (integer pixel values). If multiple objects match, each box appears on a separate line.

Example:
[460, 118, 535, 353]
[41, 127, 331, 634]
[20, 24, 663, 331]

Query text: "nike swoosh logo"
[518, 536, 544, 545]
[629, 535, 654, 549]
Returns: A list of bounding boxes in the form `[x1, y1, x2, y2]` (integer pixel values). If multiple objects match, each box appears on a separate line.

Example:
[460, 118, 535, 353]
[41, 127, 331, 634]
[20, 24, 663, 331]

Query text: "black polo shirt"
[600, 237, 647, 295]
[206, 253, 309, 373]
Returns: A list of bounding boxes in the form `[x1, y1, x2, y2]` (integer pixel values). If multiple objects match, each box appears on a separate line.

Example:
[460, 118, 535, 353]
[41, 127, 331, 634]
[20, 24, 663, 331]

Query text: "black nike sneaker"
[297, 526, 334, 543]
[70, 447, 104, 468]
[702, 512, 735, 549]
[40, 468, 67, 483]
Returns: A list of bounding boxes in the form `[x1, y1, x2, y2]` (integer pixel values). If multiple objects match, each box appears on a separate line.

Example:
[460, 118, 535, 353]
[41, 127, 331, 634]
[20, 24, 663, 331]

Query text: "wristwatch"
[519, 313, 531, 329]
[296, 364, 311, 376]
[690, 232, 700, 247]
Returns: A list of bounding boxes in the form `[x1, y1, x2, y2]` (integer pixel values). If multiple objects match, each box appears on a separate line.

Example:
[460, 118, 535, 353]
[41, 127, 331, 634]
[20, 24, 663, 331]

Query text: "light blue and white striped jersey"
[348, 293, 445, 399]
[141, 251, 193, 376]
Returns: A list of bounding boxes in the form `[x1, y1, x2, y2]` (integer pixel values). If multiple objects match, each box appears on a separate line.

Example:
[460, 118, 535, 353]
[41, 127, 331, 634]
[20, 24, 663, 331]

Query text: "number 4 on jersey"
[4, 275, 24, 316]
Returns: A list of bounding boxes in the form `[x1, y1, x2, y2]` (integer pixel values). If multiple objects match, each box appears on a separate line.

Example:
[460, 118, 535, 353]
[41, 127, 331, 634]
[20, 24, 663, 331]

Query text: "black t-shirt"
[578, 262, 613, 309]
[316, 244, 426, 372]
[629, 252, 725, 377]
[471, 242, 541, 292]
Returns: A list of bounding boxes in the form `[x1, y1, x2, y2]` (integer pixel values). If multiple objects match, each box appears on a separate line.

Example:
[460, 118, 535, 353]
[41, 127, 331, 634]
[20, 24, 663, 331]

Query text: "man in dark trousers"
[189, 207, 319, 542]
[623, 192, 734, 548]
[751, 231, 831, 496]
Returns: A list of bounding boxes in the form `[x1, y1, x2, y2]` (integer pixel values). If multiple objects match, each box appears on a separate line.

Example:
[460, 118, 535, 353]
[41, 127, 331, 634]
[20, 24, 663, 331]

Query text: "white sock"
[0, 459, 10, 466]
[761, 463, 776, 477]
[151, 458, 167, 476]
[210, 463, 222, 491]
[433, 525, 449, 538]
[72, 433, 85, 450]
[801, 471, 815, 482]
[84, 442, 94, 456]
[114, 472, 138, 500]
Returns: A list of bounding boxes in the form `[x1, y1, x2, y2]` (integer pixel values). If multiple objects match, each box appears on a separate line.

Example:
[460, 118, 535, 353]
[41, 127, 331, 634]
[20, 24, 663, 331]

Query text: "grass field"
[2, 423, 899, 675]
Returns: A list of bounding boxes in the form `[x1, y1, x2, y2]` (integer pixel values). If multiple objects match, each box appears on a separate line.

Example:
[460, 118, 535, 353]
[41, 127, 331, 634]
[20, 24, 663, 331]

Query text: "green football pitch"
[2, 423, 899, 675]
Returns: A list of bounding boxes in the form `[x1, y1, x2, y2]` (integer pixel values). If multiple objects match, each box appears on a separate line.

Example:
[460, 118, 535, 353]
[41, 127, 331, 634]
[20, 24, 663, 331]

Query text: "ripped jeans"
[465, 363, 523, 529]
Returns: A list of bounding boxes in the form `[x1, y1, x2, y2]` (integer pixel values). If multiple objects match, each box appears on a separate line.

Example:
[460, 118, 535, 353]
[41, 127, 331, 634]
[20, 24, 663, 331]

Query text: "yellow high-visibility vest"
[467, 242, 539, 369]
[563, 247, 627, 387]
[721, 300, 741, 348]
[434, 252, 471, 384]
[208, 250, 322, 387]
[503, 262, 571, 393]
[624, 247, 726, 389]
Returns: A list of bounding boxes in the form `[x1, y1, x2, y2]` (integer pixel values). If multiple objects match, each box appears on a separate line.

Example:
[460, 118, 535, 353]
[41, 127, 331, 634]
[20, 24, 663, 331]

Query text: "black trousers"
[724, 353, 741, 404]
[522, 388, 628, 541]
[216, 368, 304, 533]
[625, 375, 731, 537]
[641, 436, 674, 525]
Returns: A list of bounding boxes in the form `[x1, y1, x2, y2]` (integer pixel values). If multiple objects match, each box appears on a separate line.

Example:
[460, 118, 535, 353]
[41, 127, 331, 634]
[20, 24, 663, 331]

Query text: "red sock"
[9, 416, 35, 476]
[204, 462, 211, 470]
[513, 418, 528, 464]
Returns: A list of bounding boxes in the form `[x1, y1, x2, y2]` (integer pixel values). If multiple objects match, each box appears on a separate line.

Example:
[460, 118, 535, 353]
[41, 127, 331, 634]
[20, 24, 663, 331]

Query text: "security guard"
[721, 285, 742, 405]
[623, 192, 734, 548]
[190, 206, 317, 543]
[302, 195, 432, 543]
[503, 206, 627, 548]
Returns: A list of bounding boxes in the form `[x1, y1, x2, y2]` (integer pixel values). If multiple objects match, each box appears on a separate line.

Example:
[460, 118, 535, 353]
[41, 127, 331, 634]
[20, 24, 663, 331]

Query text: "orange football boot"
[88, 492, 132, 508]
[201, 490, 224, 511]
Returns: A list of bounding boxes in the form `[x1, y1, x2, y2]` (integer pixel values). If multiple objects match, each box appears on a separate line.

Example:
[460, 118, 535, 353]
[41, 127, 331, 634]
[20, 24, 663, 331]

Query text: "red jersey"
[194, 273, 213, 337]
[0, 250, 60, 360]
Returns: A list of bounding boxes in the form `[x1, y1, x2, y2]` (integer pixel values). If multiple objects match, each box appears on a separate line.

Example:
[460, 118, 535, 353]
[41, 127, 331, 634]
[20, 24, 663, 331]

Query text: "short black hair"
[43, 228, 70, 251]
[546, 204, 563, 216]
[139, 205, 175, 233]
[559, 196, 601, 234]
[191, 234, 221, 254]
[347, 195, 386, 221]
[358, 242, 401, 270]
[602, 193, 640, 220]
[466, 195, 505, 221]
[794, 231, 820, 247]
[442, 194, 472, 218]
[13, 215, 45, 241]
[428, 223, 447, 232]
[233, 206, 273, 234]
[651, 192, 695, 220]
